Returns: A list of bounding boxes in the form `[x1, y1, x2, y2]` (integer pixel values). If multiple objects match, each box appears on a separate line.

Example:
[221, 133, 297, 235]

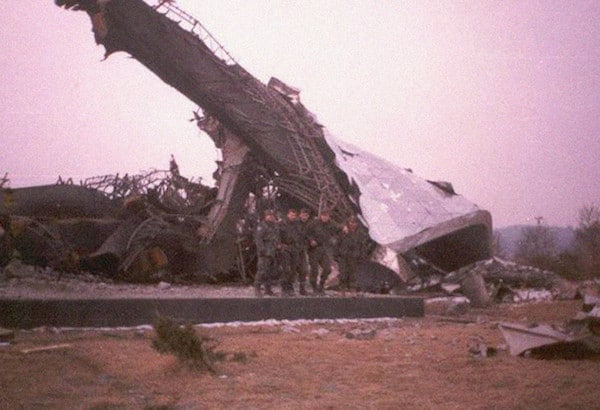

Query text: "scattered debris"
[21, 343, 72, 354]
[311, 328, 330, 338]
[441, 283, 461, 295]
[467, 335, 497, 358]
[445, 301, 470, 316]
[281, 325, 300, 334]
[157, 281, 171, 290]
[510, 289, 554, 303]
[460, 271, 491, 308]
[499, 323, 572, 357]
[459, 258, 576, 298]
[0, 327, 15, 342]
[345, 328, 377, 340]
[582, 294, 600, 313]
[499, 297, 600, 359]
[436, 257, 579, 305]
[431, 315, 479, 325]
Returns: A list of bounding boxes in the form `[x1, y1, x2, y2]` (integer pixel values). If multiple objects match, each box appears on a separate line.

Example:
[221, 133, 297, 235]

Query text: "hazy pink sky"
[1, 1, 599, 228]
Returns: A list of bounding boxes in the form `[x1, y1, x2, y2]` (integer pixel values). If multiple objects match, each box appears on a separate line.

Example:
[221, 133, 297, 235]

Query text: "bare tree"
[0, 173, 9, 189]
[515, 216, 557, 270]
[575, 204, 600, 278]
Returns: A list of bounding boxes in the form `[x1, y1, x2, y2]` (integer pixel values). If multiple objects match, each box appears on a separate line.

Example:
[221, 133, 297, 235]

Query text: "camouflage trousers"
[280, 248, 306, 292]
[308, 246, 332, 290]
[254, 255, 277, 288]
[338, 256, 359, 290]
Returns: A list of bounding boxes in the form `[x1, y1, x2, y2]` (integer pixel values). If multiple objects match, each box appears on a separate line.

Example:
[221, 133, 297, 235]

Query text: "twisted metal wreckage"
[2, 0, 493, 287]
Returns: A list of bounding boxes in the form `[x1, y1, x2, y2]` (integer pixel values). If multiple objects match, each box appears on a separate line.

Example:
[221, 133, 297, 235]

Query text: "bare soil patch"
[1, 299, 598, 409]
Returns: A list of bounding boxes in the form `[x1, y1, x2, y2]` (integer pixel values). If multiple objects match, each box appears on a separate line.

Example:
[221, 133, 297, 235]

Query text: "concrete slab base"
[0, 296, 423, 329]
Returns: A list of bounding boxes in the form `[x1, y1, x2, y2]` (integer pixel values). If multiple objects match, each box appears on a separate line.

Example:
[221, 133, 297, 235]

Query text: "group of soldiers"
[253, 207, 366, 297]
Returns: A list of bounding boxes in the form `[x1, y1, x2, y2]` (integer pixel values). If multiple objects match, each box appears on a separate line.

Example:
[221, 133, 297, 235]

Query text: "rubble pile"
[441, 257, 579, 303]
[0, 159, 227, 284]
[402, 256, 586, 307]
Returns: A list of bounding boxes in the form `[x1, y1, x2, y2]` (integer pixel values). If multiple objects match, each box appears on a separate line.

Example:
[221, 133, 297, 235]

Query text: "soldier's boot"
[299, 282, 307, 296]
[310, 280, 318, 294]
[264, 285, 275, 296]
[254, 285, 263, 298]
[318, 276, 329, 294]
[281, 282, 294, 296]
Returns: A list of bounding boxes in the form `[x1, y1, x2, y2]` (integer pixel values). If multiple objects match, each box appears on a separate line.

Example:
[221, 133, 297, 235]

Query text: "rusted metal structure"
[54, 0, 492, 277]
[55, 0, 361, 273]
[56, 0, 355, 215]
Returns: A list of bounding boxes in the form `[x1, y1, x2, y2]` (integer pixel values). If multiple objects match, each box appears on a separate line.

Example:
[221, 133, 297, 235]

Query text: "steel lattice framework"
[57, 0, 356, 221]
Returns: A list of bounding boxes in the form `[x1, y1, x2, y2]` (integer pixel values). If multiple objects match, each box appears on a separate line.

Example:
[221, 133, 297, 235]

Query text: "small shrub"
[151, 316, 217, 373]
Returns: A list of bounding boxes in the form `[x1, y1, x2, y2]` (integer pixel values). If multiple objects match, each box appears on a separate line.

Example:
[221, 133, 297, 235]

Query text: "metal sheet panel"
[323, 131, 491, 252]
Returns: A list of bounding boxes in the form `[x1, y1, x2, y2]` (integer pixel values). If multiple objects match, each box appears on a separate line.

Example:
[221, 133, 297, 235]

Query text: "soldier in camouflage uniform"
[337, 216, 364, 292]
[279, 208, 305, 296]
[306, 210, 340, 294]
[254, 209, 280, 297]
[297, 208, 312, 295]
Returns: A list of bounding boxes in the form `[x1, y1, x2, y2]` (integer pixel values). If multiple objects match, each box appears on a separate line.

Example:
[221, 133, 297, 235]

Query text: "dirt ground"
[1, 297, 598, 409]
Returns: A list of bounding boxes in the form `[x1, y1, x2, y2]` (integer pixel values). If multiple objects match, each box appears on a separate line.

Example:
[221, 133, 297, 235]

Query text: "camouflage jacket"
[306, 219, 340, 250]
[280, 219, 303, 251]
[298, 220, 311, 250]
[338, 228, 364, 259]
[254, 220, 280, 257]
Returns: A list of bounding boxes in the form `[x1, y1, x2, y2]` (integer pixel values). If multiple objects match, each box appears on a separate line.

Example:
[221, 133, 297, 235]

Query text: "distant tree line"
[494, 204, 600, 280]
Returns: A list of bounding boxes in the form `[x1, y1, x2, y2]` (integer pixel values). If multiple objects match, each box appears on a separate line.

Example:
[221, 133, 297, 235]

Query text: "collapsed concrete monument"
[54, 0, 492, 277]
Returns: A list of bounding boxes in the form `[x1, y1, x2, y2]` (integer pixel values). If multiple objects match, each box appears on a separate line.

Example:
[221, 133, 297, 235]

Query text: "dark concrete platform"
[0, 296, 423, 329]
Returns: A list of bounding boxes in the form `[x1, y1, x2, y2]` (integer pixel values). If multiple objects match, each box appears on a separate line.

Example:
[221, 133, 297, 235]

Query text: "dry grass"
[1, 300, 598, 409]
